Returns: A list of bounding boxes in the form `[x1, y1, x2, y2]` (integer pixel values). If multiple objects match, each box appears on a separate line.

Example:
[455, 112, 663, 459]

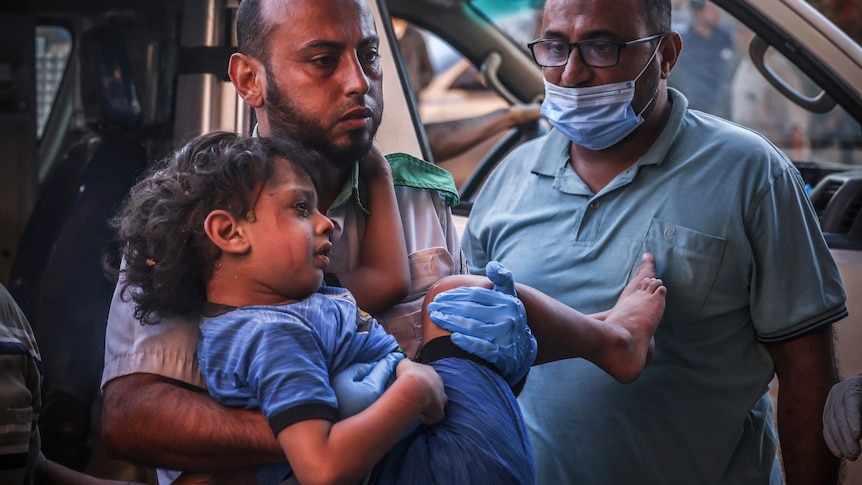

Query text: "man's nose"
[340, 52, 371, 96]
[558, 46, 592, 87]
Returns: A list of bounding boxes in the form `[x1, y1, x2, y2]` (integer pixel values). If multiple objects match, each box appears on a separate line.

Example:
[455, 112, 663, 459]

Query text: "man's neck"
[317, 163, 354, 213]
[568, 94, 673, 194]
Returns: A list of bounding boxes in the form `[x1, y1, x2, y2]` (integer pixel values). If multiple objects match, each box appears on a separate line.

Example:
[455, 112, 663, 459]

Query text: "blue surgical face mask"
[540, 43, 661, 150]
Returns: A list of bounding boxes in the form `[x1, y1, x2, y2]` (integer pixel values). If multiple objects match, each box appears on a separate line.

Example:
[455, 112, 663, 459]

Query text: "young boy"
[110, 132, 666, 484]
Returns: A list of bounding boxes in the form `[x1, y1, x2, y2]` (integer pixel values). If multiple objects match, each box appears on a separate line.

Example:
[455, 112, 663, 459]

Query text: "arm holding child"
[331, 147, 410, 315]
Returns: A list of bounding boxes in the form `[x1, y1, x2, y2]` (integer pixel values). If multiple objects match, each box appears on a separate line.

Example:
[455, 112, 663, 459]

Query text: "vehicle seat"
[7, 25, 147, 470]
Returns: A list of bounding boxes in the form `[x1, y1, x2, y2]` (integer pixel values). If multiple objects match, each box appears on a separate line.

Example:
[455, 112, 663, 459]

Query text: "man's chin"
[329, 135, 374, 165]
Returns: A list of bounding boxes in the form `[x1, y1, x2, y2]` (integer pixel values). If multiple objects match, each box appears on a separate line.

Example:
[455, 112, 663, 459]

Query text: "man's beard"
[264, 72, 381, 167]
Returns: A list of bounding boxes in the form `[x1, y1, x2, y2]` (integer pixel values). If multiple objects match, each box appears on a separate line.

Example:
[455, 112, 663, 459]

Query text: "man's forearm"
[426, 105, 540, 162]
[102, 373, 285, 471]
[769, 326, 840, 484]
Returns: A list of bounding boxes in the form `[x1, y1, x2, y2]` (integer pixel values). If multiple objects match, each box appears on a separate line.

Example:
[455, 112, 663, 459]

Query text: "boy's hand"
[427, 261, 536, 386]
[396, 359, 446, 425]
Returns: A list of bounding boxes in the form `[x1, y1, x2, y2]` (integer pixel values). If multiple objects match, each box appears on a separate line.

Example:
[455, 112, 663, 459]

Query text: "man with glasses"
[460, 0, 845, 483]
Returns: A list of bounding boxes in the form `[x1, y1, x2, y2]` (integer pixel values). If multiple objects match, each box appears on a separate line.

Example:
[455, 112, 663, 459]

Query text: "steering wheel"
[454, 119, 543, 217]
[453, 51, 545, 216]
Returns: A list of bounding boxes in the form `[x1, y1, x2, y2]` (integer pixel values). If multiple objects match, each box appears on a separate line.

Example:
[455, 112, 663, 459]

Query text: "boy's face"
[242, 157, 334, 303]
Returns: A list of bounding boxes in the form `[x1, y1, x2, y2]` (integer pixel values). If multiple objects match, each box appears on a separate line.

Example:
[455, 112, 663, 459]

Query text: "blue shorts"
[371, 337, 535, 485]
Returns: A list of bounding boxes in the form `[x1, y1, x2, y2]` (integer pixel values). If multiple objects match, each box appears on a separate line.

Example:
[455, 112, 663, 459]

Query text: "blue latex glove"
[823, 374, 862, 460]
[427, 261, 536, 385]
[331, 352, 404, 419]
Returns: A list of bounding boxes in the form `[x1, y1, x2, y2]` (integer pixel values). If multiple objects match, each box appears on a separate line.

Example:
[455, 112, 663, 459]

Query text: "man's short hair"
[236, 0, 277, 61]
[642, 0, 673, 34]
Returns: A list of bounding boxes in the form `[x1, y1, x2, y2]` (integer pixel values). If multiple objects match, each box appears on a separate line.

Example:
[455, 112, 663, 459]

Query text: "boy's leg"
[377, 276, 534, 485]
[417, 275, 504, 371]
[514, 253, 665, 382]
[420, 274, 491, 345]
[420, 257, 665, 383]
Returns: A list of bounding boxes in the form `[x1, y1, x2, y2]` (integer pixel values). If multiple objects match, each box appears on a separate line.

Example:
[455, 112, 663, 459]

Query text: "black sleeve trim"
[268, 403, 340, 436]
[757, 305, 848, 344]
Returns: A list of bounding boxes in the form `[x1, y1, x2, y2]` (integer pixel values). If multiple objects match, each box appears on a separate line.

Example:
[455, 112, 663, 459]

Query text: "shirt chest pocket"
[636, 219, 726, 323]
[377, 247, 457, 358]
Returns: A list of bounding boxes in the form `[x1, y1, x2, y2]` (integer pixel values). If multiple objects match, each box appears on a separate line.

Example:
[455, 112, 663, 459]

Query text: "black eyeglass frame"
[527, 33, 667, 68]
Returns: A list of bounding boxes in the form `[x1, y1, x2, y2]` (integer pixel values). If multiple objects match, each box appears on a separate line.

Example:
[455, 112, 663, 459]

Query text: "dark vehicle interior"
[2, 0, 234, 474]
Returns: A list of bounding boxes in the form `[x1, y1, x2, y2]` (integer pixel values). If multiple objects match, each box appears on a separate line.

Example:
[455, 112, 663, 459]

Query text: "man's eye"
[311, 55, 336, 67]
[588, 41, 614, 55]
[360, 49, 380, 63]
[547, 42, 568, 56]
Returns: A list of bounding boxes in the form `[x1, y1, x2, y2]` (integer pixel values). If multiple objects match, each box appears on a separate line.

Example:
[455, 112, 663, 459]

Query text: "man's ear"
[659, 32, 682, 79]
[204, 210, 250, 254]
[229, 52, 265, 108]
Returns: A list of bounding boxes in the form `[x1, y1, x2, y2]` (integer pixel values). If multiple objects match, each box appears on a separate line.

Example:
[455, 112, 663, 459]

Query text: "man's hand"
[358, 145, 392, 181]
[506, 103, 543, 126]
[823, 374, 862, 460]
[331, 353, 404, 419]
[427, 261, 537, 386]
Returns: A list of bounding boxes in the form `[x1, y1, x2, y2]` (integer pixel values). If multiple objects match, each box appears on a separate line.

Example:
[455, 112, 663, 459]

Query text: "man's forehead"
[542, 0, 641, 37]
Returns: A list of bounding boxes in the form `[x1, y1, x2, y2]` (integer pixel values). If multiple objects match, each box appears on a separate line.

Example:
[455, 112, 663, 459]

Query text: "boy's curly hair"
[110, 131, 324, 324]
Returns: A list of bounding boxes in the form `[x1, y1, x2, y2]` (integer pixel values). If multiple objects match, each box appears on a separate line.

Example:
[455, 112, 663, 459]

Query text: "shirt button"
[664, 227, 676, 238]
[589, 201, 600, 209]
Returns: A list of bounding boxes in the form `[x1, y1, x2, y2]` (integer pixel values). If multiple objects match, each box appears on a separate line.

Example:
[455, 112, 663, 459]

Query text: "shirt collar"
[330, 162, 365, 213]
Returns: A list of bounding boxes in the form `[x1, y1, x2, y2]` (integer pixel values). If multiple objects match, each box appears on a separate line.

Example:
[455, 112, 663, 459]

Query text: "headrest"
[78, 26, 142, 129]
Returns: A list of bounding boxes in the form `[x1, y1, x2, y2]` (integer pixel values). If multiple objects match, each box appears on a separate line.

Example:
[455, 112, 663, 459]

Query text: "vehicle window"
[394, 19, 515, 188]
[670, 2, 861, 168]
[470, 0, 543, 47]
[35, 26, 72, 139]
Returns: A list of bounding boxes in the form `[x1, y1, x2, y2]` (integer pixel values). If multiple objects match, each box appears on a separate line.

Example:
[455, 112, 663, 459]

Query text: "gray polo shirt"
[464, 88, 846, 484]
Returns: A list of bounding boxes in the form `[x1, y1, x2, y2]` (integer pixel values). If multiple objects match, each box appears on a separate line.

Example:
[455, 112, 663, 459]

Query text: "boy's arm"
[334, 147, 410, 314]
[102, 373, 285, 471]
[276, 359, 445, 485]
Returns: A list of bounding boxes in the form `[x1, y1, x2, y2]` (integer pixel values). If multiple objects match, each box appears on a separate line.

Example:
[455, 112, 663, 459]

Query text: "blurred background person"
[730, 27, 811, 161]
[392, 17, 542, 168]
[669, 0, 735, 116]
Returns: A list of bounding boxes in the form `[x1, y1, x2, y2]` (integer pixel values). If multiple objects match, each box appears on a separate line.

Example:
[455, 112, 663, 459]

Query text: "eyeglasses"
[527, 33, 666, 68]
